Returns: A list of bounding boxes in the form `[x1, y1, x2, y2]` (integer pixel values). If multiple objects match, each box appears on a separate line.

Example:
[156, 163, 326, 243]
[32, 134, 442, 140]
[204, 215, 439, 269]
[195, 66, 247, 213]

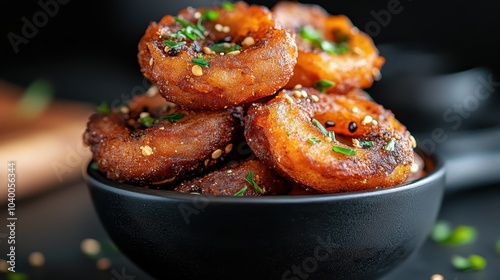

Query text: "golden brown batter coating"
[244, 87, 415, 193]
[138, 1, 297, 110]
[83, 93, 243, 184]
[272, 1, 385, 94]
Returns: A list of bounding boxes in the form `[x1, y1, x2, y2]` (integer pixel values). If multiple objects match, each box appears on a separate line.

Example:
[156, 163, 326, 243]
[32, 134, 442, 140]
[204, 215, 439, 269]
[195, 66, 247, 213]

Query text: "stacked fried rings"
[83, 1, 419, 196]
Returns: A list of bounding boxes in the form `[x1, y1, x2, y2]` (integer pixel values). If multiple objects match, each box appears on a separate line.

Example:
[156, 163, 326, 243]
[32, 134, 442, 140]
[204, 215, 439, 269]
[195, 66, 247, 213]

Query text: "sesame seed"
[310, 94, 319, 102]
[211, 149, 223, 159]
[164, 46, 170, 53]
[139, 112, 150, 118]
[28, 251, 45, 268]
[194, 11, 201, 19]
[284, 96, 294, 104]
[149, 57, 154, 66]
[96, 257, 111, 271]
[372, 119, 378, 125]
[293, 90, 302, 98]
[301, 90, 308, 98]
[146, 85, 159, 97]
[241, 36, 255, 46]
[81, 238, 101, 255]
[226, 50, 241, 56]
[159, 126, 165, 130]
[140, 145, 154, 156]
[202, 46, 213, 54]
[294, 84, 303, 89]
[192, 65, 203, 76]
[430, 274, 444, 280]
[411, 162, 420, 173]
[352, 139, 361, 148]
[119, 106, 129, 114]
[410, 135, 417, 148]
[362, 115, 373, 125]
[352, 107, 359, 113]
[215, 24, 223, 32]
[225, 144, 233, 154]
[222, 25, 231, 33]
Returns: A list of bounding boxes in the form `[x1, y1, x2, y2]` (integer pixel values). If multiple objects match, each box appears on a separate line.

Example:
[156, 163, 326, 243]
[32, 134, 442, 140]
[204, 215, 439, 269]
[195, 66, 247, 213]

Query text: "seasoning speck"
[348, 121, 357, 133]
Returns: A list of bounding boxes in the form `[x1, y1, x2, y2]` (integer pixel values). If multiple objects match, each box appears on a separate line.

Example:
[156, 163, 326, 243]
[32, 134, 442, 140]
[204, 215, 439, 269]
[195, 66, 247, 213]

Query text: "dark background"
[1, 0, 499, 107]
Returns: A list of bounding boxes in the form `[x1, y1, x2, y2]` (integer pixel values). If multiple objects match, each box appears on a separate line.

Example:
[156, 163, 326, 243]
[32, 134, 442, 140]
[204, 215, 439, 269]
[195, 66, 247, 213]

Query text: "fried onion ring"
[244, 87, 415, 193]
[83, 92, 243, 184]
[174, 159, 290, 196]
[138, 1, 297, 110]
[272, 1, 385, 94]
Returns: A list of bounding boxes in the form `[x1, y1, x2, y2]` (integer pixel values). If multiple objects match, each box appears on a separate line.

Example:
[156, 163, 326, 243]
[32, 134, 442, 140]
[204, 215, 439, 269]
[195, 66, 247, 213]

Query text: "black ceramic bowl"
[85, 151, 444, 280]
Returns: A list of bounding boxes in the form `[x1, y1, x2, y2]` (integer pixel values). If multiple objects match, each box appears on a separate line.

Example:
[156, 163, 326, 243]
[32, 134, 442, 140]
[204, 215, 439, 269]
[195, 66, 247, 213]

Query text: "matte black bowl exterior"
[85, 153, 445, 280]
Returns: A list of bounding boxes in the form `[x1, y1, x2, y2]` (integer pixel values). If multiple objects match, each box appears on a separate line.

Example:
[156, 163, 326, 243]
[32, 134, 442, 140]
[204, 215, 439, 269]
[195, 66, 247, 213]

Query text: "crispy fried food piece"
[272, 1, 385, 94]
[174, 158, 290, 196]
[83, 92, 243, 184]
[138, 1, 297, 110]
[244, 87, 415, 193]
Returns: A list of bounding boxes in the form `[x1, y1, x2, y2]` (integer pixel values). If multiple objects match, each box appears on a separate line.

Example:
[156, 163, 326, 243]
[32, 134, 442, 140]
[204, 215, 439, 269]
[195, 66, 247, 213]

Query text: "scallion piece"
[222, 1, 235, 11]
[384, 138, 396, 151]
[315, 79, 335, 93]
[359, 140, 374, 148]
[140, 116, 156, 127]
[163, 40, 186, 49]
[95, 102, 111, 114]
[234, 186, 247, 196]
[202, 10, 219, 21]
[308, 138, 321, 145]
[159, 113, 185, 123]
[192, 55, 210, 68]
[245, 171, 265, 194]
[332, 146, 356, 156]
[451, 254, 486, 271]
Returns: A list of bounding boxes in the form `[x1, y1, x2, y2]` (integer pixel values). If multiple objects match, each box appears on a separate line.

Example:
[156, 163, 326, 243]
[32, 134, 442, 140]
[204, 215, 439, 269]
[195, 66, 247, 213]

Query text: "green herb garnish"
[451, 254, 486, 271]
[234, 186, 247, 196]
[312, 118, 329, 136]
[222, 1, 235, 11]
[299, 25, 349, 55]
[173, 17, 205, 40]
[359, 140, 374, 148]
[95, 102, 111, 114]
[315, 79, 335, 93]
[384, 138, 396, 151]
[202, 10, 219, 21]
[286, 131, 291, 137]
[90, 161, 99, 170]
[245, 171, 265, 194]
[431, 220, 477, 246]
[192, 54, 210, 68]
[332, 146, 356, 156]
[308, 138, 321, 145]
[163, 40, 186, 49]
[140, 116, 156, 127]
[159, 113, 185, 123]
[210, 42, 242, 53]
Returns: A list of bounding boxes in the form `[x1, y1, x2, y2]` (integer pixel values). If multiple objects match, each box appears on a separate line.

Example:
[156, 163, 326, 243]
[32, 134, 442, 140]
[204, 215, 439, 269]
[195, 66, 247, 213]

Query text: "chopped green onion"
[222, 1, 235, 11]
[202, 10, 219, 21]
[234, 186, 247, 196]
[312, 118, 329, 136]
[451, 254, 486, 271]
[328, 131, 336, 142]
[359, 140, 374, 148]
[192, 55, 210, 68]
[384, 138, 396, 151]
[308, 138, 321, 145]
[159, 113, 185, 123]
[431, 221, 477, 246]
[210, 42, 242, 53]
[245, 171, 265, 194]
[163, 40, 186, 49]
[286, 131, 291, 136]
[332, 146, 356, 156]
[299, 25, 350, 55]
[315, 79, 335, 93]
[174, 17, 191, 28]
[95, 102, 111, 114]
[140, 116, 156, 127]
[166, 32, 187, 40]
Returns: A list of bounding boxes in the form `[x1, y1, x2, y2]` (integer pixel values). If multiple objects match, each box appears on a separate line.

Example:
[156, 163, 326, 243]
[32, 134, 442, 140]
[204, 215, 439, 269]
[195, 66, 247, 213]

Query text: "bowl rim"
[84, 149, 445, 204]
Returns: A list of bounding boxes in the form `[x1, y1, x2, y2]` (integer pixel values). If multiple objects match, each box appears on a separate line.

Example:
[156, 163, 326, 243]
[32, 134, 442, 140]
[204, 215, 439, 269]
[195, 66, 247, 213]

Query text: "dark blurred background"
[1, 0, 499, 132]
